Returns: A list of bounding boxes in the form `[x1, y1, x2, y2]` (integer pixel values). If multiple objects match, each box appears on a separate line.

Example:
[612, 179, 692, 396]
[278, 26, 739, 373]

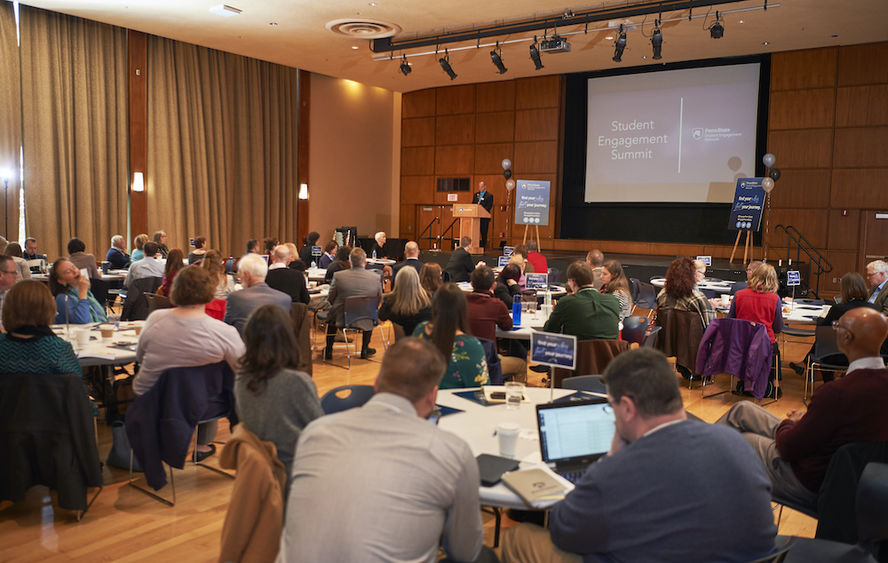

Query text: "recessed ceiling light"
[209, 4, 241, 17]
[738, 19, 744, 24]
[605, 35, 613, 40]
[351, 45, 360, 50]
[369, 1, 377, 6]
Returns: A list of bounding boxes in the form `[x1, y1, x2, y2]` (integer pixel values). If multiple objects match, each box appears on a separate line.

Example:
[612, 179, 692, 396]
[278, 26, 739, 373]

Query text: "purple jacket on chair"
[696, 318, 772, 399]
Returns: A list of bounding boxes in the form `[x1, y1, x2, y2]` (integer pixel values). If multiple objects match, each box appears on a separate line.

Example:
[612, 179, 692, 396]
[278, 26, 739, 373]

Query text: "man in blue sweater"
[502, 348, 777, 562]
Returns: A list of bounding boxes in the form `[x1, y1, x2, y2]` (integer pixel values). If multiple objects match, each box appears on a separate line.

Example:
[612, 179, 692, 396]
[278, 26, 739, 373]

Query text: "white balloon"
[501, 158, 512, 170]
[762, 177, 775, 193]
[762, 153, 776, 168]
[505, 178, 516, 191]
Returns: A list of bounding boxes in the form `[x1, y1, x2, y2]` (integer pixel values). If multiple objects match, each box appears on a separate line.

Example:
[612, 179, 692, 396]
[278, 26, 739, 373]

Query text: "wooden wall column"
[128, 31, 148, 244]
[296, 70, 310, 244]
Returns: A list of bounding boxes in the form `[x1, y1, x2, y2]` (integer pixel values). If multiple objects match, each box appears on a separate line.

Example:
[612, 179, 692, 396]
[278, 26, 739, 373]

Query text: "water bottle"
[310, 260, 317, 269]
[512, 294, 522, 329]
[372, 249, 377, 259]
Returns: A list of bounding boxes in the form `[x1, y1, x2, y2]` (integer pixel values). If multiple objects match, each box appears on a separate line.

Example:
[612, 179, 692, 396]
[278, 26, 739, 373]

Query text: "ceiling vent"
[325, 19, 401, 39]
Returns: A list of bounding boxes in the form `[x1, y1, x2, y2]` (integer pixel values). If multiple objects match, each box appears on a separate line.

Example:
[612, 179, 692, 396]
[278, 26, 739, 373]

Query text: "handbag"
[105, 419, 142, 472]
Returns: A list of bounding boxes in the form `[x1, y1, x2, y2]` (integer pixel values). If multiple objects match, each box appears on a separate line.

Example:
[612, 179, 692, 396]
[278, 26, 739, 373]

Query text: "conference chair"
[327, 295, 387, 370]
[0, 372, 103, 520]
[121, 276, 162, 321]
[144, 292, 172, 313]
[621, 315, 649, 345]
[642, 325, 662, 348]
[696, 318, 779, 402]
[631, 279, 657, 318]
[552, 339, 630, 387]
[288, 302, 313, 376]
[655, 308, 706, 384]
[320, 385, 375, 414]
[804, 325, 848, 403]
[560, 375, 606, 394]
[477, 337, 503, 385]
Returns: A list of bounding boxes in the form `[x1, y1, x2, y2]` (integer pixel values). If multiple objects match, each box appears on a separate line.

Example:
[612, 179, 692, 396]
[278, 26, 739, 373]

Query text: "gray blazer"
[873, 283, 888, 315]
[328, 267, 382, 330]
[224, 281, 291, 334]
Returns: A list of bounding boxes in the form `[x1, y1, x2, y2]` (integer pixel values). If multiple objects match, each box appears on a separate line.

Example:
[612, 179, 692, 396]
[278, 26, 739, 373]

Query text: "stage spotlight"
[710, 12, 724, 38]
[399, 54, 412, 76]
[612, 25, 626, 62]
[529, 38, 544, 70]
[651, 24, 663, 60]
[490, 44, 508, 74]
[438, 51, 457, 80]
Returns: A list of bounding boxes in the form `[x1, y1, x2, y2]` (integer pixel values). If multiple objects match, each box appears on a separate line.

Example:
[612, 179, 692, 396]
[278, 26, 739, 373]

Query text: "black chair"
[561, 375, 606, 394]
[121, 276, 162, 321]
[328, 295, 387, 369]
[805, 325, 848, 402]
[145, 292, 172, 314]
[621, 315, 649, 345]
[478, 337, 503, 385]
[856, 462, 888, 560]
[633, 280, 657, 318]
[629, 277, 641, 303]
[642, 325, 662, 348]
[320, 385, 375, 414]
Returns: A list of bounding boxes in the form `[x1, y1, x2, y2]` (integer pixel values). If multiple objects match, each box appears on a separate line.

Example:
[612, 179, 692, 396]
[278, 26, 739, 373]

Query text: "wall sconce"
[132, 172, 145, 193]
[298, 183, 309, 200]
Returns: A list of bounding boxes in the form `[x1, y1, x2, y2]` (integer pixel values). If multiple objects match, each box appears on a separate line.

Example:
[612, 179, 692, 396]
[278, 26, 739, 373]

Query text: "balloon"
[504, 169, 512, 180]
[768, 168, 781, 182]
[505, 178, 516, 191]
[762, 177, 775, 193]
[762, 153, 776, 167]
[501, 158, 512, 170]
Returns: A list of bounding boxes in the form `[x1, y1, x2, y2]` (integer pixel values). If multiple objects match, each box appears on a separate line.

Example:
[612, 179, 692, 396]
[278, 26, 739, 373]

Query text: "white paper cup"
[720, 294, 731, 308]
[497, 422, 520, 458]
[75, 328, 91, 348]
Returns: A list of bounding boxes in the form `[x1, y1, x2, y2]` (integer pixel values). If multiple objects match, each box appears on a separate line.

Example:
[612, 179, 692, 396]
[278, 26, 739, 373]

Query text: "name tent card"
[503, 246, 515, 257]
[497, 256, 510, 268]
[531, 332, 577, 370]
[311, 245, 322, 257]
[786, 271, 801, 286]
[696, 255, 712, 266]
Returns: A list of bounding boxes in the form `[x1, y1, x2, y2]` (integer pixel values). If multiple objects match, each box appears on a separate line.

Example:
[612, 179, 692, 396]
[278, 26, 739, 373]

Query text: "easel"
[521, 224, 540, 249]
[729, 229, 753, 264]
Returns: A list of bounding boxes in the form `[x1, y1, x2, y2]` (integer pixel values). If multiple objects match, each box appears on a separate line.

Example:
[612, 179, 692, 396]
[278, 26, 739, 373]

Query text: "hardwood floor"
[0, 322, 818, 561]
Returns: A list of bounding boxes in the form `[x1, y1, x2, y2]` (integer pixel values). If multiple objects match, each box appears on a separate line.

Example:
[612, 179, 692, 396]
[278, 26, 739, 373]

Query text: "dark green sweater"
[543, 287, 620, 340]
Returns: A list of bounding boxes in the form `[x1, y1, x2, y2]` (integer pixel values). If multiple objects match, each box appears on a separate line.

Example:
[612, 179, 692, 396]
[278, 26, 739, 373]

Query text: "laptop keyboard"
[558, 468, 585, 483]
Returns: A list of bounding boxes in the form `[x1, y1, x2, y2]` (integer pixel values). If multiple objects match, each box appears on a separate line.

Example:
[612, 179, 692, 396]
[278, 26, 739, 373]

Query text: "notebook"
[536, 398, 615, 483]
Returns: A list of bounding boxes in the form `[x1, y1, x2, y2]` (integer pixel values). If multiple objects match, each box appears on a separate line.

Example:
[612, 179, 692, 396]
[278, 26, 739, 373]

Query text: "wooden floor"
[0, 322, 819, 562]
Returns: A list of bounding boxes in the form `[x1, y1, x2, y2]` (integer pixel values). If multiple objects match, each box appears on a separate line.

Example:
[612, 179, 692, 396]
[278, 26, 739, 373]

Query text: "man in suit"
[472, 181, 494, 249]
[224, 253, 291, 334]
[266, 245, 310, 304]
[391, 241, 422, 289]
[444, 236, 477, 283]
[866, 260, 888, 314]
[325, 247, 383, 360]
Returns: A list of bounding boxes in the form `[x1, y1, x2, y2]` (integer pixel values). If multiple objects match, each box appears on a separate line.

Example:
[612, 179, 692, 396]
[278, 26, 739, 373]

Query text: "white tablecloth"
[53, 321, 144, 366]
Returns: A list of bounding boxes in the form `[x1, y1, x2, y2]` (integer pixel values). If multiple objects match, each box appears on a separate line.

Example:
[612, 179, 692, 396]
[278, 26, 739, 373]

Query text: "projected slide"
[584, 63, 760, 203]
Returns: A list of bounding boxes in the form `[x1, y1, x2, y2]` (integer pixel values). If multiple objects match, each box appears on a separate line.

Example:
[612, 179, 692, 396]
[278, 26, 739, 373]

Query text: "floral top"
[413, 321, 489, 389]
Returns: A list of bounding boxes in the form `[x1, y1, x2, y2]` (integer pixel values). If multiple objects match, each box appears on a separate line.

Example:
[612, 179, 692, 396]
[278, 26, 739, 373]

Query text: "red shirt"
[732, 289, 781, 343]
[465, 291, 512, 342]
[527, 251, 548, 274]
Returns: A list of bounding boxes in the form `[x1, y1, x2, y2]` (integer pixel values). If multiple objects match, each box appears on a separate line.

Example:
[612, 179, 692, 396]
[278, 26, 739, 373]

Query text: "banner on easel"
[728, 178, 765, 231]
[515, 180, 550, 226]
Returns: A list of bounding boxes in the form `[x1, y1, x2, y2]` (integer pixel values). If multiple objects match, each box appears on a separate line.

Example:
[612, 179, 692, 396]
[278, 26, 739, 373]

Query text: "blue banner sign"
[728, 178, 765, 231]
[531, 332, 577, 369]
[515, 180, 551, 226]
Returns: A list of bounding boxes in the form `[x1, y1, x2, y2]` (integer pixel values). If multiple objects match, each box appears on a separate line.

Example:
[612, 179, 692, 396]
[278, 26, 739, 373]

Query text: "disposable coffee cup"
[75, 328, 91, 348]
[720, 294, 731, 308]
[496, 422, 520, 458]
[134, 324, 143, 335]
[99, 324, 114, 339]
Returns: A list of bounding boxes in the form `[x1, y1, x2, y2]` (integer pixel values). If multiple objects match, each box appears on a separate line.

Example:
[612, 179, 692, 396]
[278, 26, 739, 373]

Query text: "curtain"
[0, 1, 21, 242]
[19, 6, 128, 260]
[147, 36, 298, 258]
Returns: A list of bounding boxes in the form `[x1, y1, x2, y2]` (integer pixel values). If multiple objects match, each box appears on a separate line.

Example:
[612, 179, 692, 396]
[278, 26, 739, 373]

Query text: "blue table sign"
[531, 332, 577, 370]
[503, 246, 514, 257]
[311, 245, 322, 257]
[525, 273, 548, 290]
[787, 271, 801, 286]
[497, 255, 510, 268]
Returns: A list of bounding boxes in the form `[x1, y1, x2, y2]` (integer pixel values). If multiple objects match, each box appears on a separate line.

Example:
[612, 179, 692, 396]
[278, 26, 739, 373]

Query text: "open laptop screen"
[537, 399, 615, 464]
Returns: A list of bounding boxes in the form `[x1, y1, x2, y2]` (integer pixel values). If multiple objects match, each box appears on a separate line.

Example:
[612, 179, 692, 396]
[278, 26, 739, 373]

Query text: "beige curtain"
[0, 1, 21, 241]
[19, 6, 128, 260]
[147, 36, 298, 257]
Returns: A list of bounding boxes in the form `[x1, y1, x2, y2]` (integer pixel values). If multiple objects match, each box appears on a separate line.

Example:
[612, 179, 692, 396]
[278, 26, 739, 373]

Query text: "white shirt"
[847, 356, 886, 374]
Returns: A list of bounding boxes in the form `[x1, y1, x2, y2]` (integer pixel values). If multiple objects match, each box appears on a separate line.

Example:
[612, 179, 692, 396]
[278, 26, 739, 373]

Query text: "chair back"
[561, 375, 606, 394]
[320, 385, 375, 414]
[857, 462, 888, 550]
[122, 276, 162, 321]
[391, 322, 407, 341]
[552, 339, 630, 387]
[343, 296, 380, 329]
[642, 325, 662, 348]
[629, 278, 641, 302]
[813, 325, 846, 364]
[655, 308, 705, 374]
[145, 292, 173, 313]
[547, 266, 561, 284]
[477, 337, 503, 385]
[621, 316, 650, 344]
[634, 281, 657, 310]
[289, 302, 313, 376]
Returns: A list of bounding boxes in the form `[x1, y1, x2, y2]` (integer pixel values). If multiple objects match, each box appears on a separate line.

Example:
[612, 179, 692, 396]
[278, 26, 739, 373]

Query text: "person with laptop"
[502, 348, 777, 562]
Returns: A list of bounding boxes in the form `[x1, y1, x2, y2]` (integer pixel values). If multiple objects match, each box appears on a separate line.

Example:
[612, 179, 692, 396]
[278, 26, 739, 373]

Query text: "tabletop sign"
[728, 178, 765, 231]
[786, 270, 801, 286]
[525, 273, 549, 290]
[447, 193, 458, 202]
[497, 255, 510, 268]
[503, 246, 514, 257]
[311, 245, 323, 257]
[696, 255, 712, 266]
[515, 180, 551, 226]
[531, 332, 577, 370]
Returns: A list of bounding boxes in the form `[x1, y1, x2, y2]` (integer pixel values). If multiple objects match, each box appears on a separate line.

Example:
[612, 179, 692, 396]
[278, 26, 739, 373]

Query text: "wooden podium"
[452, 203, 490, 254]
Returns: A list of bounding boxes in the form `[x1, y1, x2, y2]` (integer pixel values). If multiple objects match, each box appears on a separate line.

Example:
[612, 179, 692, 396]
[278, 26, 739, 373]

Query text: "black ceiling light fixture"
[490, 42, 508, 74]
[399, 54, 412, 75]
[612, 25, 627, 62]
[438, 50, 457, 80]
[651, 20, 663, 59]
[529, 36, 544, 70]
[709, 11, 724, 38]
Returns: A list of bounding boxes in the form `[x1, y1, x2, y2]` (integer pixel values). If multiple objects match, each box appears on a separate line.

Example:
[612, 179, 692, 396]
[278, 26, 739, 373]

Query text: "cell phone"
[490, 391, 507, 400]
[189, 238, 195, 247]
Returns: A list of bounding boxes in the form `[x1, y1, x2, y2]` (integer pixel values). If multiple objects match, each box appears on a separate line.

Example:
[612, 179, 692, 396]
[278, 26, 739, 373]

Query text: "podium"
[452, 204, 490, 254]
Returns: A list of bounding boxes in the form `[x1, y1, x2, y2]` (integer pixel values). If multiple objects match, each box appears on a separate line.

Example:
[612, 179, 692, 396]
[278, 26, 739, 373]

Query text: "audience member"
[3, 242, 31, 281]
[263, 237, 279, 257]
[493, 263, 522, 306]
[513, 244, 534, 274]
[728, 263, 783, 371]
[134, 266, 244, 460]
[585, 249, 605, 289]
[22, 237, 46, 261]
[265, 245, 309, 304]
[284, 242, 307, 271]
[0, 256, 19, 331]
[159, 249, 185, 297]
[719, 307, 888, 511]
[225, 253, 291, 334]
[730, 260, 763, 295]
[466, 265, 512, 341]
[298, 232, 320, 265]
[508, 253, 528, 288]
[324, 245, 351, 284]
[369, 231, 389, 259]
[445, 236, 477, 283]
[866, 259, 888, 313]
[279, 338, 485, 563]
[153, 230, 170, 258]
[202, 249, 235, 299]
[324, 248, 382, 360]
[693, 258, 707, 286]
[131, 233, 149, 262]
[67, 237, 99, 280]
[378, 267, 432, 337]
[235, 304, 322, 478]
[413, 283, 489, 388]
[49, 258, 107, 324]
[525, 240, 548, 274]
[503, 348, 777, 562]
[472, 180, 493, 248]
[656, 256, 716, 327]
[245, 239, 260, 255]
[543, 261, 620, 340]
[124, 241, 165, 288]
[318, 240, 338, 269]
[105, 235, 131, 269]
[493, 263, 529, 380]
[599, 259, 633, 320]
[419, 262, 443, 296]
[391, 240, 422, 289]
[188, 236, 207, 264]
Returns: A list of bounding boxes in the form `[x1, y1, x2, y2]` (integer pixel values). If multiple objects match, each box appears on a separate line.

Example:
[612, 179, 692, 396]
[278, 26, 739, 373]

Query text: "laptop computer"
[536, 398, 616, 483]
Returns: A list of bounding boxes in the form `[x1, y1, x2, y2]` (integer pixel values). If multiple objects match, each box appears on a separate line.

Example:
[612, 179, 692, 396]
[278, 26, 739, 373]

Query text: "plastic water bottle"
[372, 249, 377, 259]
[310, 260, 317, 269]
[512, 294, 522, 329]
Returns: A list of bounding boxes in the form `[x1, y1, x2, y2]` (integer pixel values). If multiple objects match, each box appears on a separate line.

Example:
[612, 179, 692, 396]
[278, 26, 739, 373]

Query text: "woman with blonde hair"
[379, 267, 432, 337]
[729, 263, 783, 390]
[132, 233, 150, 262]
[201, 249, 235, 299]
